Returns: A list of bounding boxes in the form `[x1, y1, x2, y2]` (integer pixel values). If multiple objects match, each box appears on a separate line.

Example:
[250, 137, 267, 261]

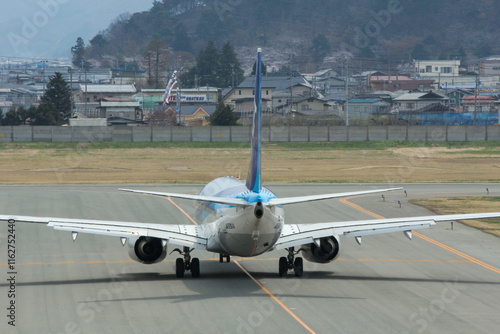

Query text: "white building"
[416, 60, 461, 77]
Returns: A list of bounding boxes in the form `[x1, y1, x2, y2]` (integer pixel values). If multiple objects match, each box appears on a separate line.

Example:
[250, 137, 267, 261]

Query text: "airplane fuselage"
[196, 177, 284, 257]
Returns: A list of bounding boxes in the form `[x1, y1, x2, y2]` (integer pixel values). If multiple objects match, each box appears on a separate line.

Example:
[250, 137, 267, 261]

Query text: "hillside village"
[1, 55, 499, 127]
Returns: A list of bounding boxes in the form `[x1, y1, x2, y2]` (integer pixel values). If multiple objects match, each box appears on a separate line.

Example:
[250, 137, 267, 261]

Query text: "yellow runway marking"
[341, 195, 500, 275]
[234, 260, 316, 334]
[167, 197, 317, 334]
[166, 197, 199, 225]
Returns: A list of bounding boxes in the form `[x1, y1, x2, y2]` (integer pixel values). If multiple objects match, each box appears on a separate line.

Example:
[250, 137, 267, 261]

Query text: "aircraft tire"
[294, 257, 303, 277]
[279, 257, 288, 277]
[191, 258, 200, 277]
[176, 258, 185, 278]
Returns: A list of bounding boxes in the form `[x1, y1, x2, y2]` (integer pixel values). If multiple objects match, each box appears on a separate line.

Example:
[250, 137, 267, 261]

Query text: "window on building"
[301, 104, 309, 110]
[266, 90, 269, 95]
[426, 66, 432, 73]
[238, 90, 241, 95]
[406, 103, 415, 109]
[440, 67, 452, 73]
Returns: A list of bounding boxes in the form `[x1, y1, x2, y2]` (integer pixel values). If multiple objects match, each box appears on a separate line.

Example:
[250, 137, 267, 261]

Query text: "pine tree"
[71, 37, 90, 70]
[41, 72, 72, 123]
[2, 106, 21, 126]
[209, 102, 239, 126]
[218, 42, 244, 88]
[32, 101, 63, 126]
[311, 34, 331, 62]
[196, 41, 220, 86]
[411, 44, 430, 60]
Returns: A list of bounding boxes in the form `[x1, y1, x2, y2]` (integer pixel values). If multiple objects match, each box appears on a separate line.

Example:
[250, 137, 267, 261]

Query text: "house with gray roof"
[79, 84, 137, 103]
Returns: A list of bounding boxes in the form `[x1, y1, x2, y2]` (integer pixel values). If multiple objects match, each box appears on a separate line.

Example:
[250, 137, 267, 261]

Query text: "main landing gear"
[279, 247, 303, 277]
[219, 253, 231, 263]
[172, 246, 200, 278]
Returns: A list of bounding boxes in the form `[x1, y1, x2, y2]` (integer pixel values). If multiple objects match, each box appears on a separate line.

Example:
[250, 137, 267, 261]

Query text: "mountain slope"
[87, 0, 500, 70]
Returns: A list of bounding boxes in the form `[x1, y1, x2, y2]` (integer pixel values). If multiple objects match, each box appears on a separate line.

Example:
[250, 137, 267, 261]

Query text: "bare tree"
[147, 108, 177, 126]
[142, 39, 172, 88]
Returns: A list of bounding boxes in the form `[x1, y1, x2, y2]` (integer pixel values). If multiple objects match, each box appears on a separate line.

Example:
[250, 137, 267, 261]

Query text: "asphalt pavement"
[1, 184, 499, 334]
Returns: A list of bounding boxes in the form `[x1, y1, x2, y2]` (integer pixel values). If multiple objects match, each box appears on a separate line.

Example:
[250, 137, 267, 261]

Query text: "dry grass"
[0, 142, 498, 184]
[410, 197, 500, 237]
[2, 142, 499, 237]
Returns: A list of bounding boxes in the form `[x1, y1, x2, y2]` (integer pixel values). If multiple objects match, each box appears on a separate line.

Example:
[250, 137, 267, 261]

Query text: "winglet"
[246, 48, 262, 193]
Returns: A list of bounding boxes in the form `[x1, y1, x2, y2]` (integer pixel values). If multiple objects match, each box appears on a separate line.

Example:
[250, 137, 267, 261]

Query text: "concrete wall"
[2, 125, 500, 143]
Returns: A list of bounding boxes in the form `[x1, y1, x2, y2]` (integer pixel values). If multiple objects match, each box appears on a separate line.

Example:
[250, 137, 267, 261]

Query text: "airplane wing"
[119, 188, 250, 206]
[0, 215, 207, 250]
[274, 212, 500, 250]
[268, 187, 402, 206]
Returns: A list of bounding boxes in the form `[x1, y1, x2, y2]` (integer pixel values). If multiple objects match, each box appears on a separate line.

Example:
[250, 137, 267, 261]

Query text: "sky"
[0, 0, 154, 60]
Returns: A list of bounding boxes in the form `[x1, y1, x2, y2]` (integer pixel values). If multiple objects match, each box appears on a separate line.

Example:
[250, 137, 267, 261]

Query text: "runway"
[1, 184, 500, 334]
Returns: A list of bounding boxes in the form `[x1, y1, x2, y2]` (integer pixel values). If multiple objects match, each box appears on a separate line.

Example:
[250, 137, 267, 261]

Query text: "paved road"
[1, 184, 500, 334]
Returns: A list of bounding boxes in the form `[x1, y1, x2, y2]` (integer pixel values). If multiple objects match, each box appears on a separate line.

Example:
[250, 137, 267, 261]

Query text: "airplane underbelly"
[219, 230, 279, 257]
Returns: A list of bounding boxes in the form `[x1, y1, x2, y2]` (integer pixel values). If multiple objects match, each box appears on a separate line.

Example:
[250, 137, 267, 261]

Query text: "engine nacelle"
[301, 236, 340, 264]
[128, 236, 167, 264]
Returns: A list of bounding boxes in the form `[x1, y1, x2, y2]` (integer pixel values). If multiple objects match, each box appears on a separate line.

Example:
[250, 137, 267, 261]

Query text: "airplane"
[2, 48, 500, 278]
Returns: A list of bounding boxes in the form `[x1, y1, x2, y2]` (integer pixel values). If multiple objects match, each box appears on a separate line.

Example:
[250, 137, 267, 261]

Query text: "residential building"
[222, 75, 311, 112]
[460, 95, 498, 113]
[367, 74, 435, 92]
[467, 56, 500, 76]
[416, 60, 460, 77]
[344, 98, 391, 120]
[165, 105, 216, 126]
[444, 89, 473, 108]
[110, 68, 147, 85]
[393, 90, 449, 113]
[96, 97, 143, 125]
[78, 84, 137, 103]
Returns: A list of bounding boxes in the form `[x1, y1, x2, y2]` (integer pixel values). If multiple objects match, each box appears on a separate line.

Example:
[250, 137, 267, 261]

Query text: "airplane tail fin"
[246, 48, 262, 193]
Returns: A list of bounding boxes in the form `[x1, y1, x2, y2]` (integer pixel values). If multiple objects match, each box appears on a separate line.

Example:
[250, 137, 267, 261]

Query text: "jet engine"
[301, 236, 340, 263]
[128, 236, 167, 264]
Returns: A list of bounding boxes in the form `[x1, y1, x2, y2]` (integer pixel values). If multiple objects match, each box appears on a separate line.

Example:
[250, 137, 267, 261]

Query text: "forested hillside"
[84, 0, 500, 73]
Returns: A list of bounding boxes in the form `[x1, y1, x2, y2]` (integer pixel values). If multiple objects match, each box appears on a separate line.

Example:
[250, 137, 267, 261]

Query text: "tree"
[143, 39, 171, 88]
[2, 106, 21, 126]
[251, 61, 268, 75]
[411, 43, 430, 60]
[475, 44, 494, 59]
[172, 23, 192, 53]
[195, 41, 220, 86]
[41, 72, 72, 122]
[218, 42, 244, 88]
[147, 108, 177, 126]
[71, 37, 90, 70]
[31, 101, 63, 126]
[209, 102, 239, 126]
[310, 34, 331, 62]
[358, 47, 376, 59]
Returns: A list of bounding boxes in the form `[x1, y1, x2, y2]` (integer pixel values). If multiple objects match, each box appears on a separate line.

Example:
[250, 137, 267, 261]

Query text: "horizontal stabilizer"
[119, 188, 250, 206]
[268, 187, 402, 206]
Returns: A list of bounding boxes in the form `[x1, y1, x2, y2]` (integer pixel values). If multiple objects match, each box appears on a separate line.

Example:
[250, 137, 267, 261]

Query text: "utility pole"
[68, 67, 74, 117]
[345, 62, 349, 126]
[474, 75, 479, 126]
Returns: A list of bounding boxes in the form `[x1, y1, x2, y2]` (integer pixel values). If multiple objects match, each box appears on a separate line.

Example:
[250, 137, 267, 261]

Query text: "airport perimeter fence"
[0, 125, 500, 143]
